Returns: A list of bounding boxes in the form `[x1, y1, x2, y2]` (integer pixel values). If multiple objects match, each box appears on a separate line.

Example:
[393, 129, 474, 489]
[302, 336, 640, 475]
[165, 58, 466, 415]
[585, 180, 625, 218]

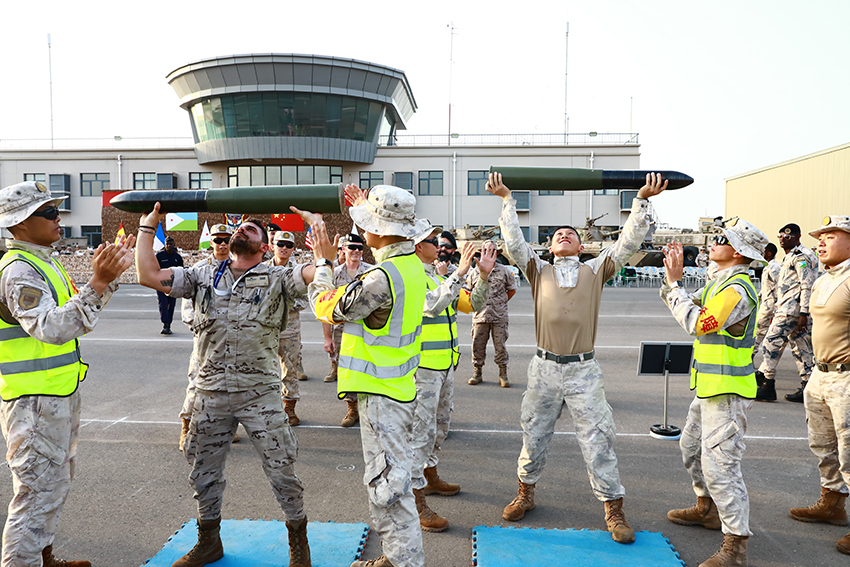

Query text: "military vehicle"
[451, 225, 548, 266]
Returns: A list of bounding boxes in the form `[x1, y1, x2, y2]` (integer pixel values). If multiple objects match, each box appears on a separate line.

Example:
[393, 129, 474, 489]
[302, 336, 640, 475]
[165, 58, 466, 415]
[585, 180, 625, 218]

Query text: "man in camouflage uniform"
[756, 223, 817, 403]
[661, 219, 768, 567]
[789, 216, 850, 556]
[136, 207, 315, 567]
[409, 228, 494, 532]
[467, 254, 517, 387]
[0, 181, 134, 567]
[490, 172, 668, 544]
[753, 242, 779, 364]
[321, 233, 372, 426]
[300, 184, 430, 567]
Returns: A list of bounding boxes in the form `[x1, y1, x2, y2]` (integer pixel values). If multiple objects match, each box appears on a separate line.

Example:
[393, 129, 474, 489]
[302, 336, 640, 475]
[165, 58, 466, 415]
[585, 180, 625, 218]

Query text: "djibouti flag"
[165, 212, 198, 231]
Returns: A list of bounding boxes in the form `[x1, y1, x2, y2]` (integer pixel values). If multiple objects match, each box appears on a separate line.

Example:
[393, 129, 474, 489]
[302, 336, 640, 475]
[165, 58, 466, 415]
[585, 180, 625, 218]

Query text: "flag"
[351, 220, 357, 237]
[114, 221, 125, 244]
[305, 226, 314, 250]
[270, 213, 304, 232]
[225, 214, 245, 232]
[165, 212, 198, 231]
[153, 223, 166, 252]
[199, 221, 211, 250]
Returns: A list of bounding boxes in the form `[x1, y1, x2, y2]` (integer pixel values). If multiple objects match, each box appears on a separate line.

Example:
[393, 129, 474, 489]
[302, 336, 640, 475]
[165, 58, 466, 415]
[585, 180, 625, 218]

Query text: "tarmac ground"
[0, 284, 843, 567]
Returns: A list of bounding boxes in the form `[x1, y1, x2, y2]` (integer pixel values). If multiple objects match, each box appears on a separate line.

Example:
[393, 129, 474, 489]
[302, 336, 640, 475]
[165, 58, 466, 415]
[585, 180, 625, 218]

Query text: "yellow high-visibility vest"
[337, 252, 426, 402]
[419, 273, 460, 371]
[0, 251, 87, 401]
[691, 273, 759, 398]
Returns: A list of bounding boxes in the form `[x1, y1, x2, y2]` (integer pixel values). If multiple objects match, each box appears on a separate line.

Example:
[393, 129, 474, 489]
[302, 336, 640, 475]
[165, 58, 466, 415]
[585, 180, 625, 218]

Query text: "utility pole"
[564, 22, 569, 143]
[48, 33, 54, 149]
[448, 22, 457, 146]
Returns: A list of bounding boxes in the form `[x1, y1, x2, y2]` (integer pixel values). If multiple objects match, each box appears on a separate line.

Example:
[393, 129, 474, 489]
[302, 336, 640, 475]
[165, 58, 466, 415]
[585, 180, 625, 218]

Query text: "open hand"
[663, 241, 684, 285]
[486, 172, 512, 200]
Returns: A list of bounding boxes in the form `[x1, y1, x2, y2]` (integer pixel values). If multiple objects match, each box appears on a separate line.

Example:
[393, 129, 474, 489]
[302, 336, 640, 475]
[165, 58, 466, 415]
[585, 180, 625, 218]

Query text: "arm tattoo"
[160, 274, 175, 288]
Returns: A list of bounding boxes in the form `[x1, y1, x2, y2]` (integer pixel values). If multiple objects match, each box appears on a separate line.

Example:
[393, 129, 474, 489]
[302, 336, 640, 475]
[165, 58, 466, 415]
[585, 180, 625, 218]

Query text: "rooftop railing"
[379, 132, 639, 146]
[0, 137, 195, 150]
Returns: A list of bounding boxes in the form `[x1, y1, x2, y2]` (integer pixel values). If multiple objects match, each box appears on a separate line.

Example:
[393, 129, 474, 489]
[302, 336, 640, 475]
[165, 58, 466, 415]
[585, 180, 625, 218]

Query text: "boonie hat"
[0, 181, 68, 228]
[273, 231, 295, 244]
[808, 215, 850, 238]
[349, 185, 431, 238]
[413, 224, 441, 246]
[210, 223, 232, 236]
[722, 218, 768, 263]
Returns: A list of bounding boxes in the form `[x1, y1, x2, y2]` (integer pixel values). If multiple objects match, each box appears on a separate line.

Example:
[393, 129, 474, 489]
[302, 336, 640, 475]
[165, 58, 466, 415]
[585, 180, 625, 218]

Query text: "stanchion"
[637, 341, 693, 441]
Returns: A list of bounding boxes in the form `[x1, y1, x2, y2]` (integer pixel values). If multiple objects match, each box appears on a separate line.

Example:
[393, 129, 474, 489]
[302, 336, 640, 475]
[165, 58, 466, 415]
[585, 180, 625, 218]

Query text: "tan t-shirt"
[811, 259, 850, 364]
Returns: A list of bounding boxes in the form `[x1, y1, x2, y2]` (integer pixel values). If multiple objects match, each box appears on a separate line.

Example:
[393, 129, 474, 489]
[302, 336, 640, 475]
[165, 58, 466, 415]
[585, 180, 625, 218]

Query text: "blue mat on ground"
[471, 526, 684, 567]
[143, 519, 369, 567]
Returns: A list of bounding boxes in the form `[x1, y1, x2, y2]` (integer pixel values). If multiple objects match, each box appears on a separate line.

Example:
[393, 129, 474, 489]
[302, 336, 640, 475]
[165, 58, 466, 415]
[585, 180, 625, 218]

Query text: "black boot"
[161, 324, 173, 335]
[755, 378, 776, 402]
[785, 380, 807, 403]
[755, 370, 766, 387]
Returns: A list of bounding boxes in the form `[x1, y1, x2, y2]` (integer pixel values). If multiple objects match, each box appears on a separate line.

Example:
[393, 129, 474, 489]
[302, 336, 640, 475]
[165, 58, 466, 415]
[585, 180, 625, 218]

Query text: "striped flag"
[305, 226, 314, 250]
[199, 221, 211, 250]
[114, 221, 125, 244]
[153, 223, 166, 252]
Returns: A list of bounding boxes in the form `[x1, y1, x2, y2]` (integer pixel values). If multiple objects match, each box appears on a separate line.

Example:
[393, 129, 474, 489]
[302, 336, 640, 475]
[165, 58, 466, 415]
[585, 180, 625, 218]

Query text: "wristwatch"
[316, 259, 333, 268]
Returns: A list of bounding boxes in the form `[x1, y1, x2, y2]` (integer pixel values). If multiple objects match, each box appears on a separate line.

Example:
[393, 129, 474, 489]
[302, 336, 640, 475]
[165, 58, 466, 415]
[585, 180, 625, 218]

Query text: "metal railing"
[379, 132, 639, 147]
[0, 137, 195, 150]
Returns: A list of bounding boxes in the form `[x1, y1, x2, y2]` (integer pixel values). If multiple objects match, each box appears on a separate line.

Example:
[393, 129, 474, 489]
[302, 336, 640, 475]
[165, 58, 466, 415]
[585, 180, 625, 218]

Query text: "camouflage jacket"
[466, 262, 516, 323]
[771, 244, 817, 317]
[424, 262, 487, 318]
[757, 259, 781, 316]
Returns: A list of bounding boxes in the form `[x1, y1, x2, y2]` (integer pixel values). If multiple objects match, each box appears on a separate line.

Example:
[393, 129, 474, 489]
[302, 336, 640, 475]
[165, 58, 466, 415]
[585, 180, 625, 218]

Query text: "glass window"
[281, 166, 297, 185]
[297, 166, 314, 185]
[266, 166, 281, 186]
[394, 172, 413, 191]
[189, 172, 212, 189]
[81, 173, 109, 196]
[539, 190, 564, 196]
[24, 173, 46, 184]
[80, 225, 102, 248]
[620, 190, 639, 209]
[228, 167, 238, 187]
[314, 166, 330, 184]
[419, 171, 443, 196]
[50, 174, 71, 212]
[514, 191, 531, 210]
[538, 226, 560, 245]
[594, 189, 619, 195]
[360, 171, 384, 189]
[521, 227, 530, 241]
[134, 173, 156, 190]
[251, 166, 266, 187]
[331, 166, 343, 184]
[237, 166, 251, 187]
[468, 170, 488, 196]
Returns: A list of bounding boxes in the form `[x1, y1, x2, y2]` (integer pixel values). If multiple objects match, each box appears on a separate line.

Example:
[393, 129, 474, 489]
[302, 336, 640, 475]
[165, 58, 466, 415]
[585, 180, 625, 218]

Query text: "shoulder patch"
[18, 286, 43, 310]
[798, 260, 807, 268]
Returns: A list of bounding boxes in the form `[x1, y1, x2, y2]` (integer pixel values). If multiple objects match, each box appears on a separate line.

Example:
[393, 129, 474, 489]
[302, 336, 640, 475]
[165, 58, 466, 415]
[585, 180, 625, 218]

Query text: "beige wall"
[726, 142, 850, 250]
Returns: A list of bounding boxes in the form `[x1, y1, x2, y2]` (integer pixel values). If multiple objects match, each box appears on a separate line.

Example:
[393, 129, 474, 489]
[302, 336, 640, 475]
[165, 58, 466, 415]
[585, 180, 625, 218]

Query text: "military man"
[490, 172, 667, 544]
[156, 236, 184, 335]
[437, 231, 459, 275]
[753, 242, 780, 365]
[756, 223, 817, 402]
[788, 216, 850, 556]
[466, 256, 517, 388]
[696, 247, 710, 268]
[299, 184, 429, 567]
[661, 220, 768, 567]
[409, 228, 494, 532]
[268, 230, 309, 426]
[321, 233, 372, 426]
[136, 206, 315, 567]
[0, 181, 134, 567]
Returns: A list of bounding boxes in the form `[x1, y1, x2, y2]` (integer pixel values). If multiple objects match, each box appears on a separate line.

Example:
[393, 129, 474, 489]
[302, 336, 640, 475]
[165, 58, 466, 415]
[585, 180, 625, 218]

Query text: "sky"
[2, 0, 849, 228]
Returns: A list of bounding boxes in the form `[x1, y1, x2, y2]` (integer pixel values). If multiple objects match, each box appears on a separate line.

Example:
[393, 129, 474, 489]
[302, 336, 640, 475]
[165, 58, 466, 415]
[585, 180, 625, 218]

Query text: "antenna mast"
[48, 33, 54, 148]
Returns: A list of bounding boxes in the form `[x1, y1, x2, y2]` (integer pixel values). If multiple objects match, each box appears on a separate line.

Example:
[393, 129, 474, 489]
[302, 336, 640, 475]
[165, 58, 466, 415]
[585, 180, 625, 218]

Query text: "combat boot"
[468, 366, 483, 385]
[286, 517, 312, 567]
[297, 365, 308, 381]
[499, 366, 511, 388]
[324, 361, 338, 383]
[41, 545, 91, 567]
[414, 488, 449, 532]
[790, 486, 848, 525]
[754, 370, 766, 387]
[423, 466, 460, 496]
[755, 378, 776, 402]
[785, 379, 807, 403]
[604, 497, 635, 544]
[667, 496, 722, 530]
[341, 400, 359, 427]
[350, 555, 392, 567]
[161, 323, 173, 335]
[285, 400, 301, 427]
[172, 517, 224, 567]
[699, 534, 748, 567]
[179, 417, 190, 451]
[837, 532, 850, 555]
[502, 479, 535, 521]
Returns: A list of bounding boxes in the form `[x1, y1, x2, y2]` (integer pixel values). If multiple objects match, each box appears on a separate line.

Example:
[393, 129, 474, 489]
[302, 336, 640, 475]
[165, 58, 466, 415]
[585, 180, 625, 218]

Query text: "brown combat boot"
[350, 555, 392, 567]
[324, 361, 338, 383]
[297, 365, 308, 381]
[41, 545, 91, 567]
[668, 496, 722, 530]
[837, 532, 850, 555]
[286, 517, 312, 567]
[468, 366, 483, 385]
[423, 466, 460, 496]
[414, 488, 449, 532]
[604, 497, 635, 544]
[172, 517, 224, 567]
[499, 366, 511, 388]
[790, 486, 849, 525]
[341, 400, 359, 427]
[699, 534, 748, 567]
[502, 479, 535, 521]
[179, 417, 190, 451]
[285, 400, 301, 427]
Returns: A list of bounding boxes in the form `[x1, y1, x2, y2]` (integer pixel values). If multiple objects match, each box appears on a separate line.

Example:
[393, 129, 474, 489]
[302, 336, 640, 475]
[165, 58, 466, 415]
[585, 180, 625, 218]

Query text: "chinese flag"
[270, 214, 304, 231]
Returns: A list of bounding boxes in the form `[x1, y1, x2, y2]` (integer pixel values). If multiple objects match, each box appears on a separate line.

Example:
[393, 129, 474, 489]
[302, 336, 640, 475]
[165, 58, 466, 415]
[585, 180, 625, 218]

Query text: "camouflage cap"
[349, 185, 431, 238]
[0, 181, 68, 228]
[273, 230, 295, 244]
[210, 223, 232, 236]
[413, 223, 441, 246]
[722, 218, 768, 263]
[808, 215, 850, 238]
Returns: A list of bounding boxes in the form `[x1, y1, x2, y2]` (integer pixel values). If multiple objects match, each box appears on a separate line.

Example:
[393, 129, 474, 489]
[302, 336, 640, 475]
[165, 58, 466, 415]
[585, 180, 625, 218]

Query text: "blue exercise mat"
[143, 519, 369, 567]
[471, 526, 684, 567]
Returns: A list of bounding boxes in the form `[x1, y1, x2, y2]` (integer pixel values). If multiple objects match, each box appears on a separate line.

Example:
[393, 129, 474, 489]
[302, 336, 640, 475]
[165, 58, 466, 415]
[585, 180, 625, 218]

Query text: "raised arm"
[488, 172, 546, 278]
[135, 203, 175, 292]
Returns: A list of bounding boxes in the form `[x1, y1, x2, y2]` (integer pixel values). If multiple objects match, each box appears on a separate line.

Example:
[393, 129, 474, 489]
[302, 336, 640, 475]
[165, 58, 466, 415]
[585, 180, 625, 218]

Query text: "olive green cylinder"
[489, 166, 602, 191]
[205, 184, 344, 214]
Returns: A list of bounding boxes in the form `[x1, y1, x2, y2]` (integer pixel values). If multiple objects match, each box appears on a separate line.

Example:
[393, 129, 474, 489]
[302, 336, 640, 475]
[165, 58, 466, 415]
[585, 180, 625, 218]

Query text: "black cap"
[347, 233, 365, 245]
[779, 223, 801, 235]
[439, 231, 457, 249]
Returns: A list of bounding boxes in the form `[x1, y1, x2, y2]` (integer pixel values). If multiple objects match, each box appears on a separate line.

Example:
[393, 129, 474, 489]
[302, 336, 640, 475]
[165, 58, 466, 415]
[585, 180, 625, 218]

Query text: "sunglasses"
[421, 238, 439, 247]
[276, 241, 294, 249]
[31, 206, 60, 221]
[212, 237, 230, 245]
[714, 235, 730, 246]
[438, 243, 454, 249]
[347, 244, 364, 251]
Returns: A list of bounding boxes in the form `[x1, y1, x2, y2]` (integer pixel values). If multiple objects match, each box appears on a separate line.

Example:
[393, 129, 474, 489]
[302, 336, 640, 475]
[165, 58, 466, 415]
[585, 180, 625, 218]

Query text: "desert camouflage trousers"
[358, 394, 424, 567]
[471, 321, 509, 368]
[180, 347, 199, 420]
[804, 368, 850, 494]
[280, 310, 304, 401]
[183, 386, 304, 521]
[517, 355, 625, 501]
[753, 309, 772, 358]
[680, 394, 753, 536]
[0, 392, 81, 567]
[410, 367, 454, 489]
[757, 314, 813, 381]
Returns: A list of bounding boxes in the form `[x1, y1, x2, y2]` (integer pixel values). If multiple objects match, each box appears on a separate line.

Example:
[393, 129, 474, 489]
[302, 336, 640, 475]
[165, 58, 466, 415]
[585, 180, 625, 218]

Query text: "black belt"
[816, 361, 850, 373]
[536, 348, 594, 364]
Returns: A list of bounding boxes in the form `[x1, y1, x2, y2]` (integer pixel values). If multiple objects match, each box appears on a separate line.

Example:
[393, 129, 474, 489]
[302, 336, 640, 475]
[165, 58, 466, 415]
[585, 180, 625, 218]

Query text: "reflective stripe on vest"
[419, 273, 460, 370]
[690, 273, 759, 399]
[0, 251, 87, 401]
[337, 253, 426, 402]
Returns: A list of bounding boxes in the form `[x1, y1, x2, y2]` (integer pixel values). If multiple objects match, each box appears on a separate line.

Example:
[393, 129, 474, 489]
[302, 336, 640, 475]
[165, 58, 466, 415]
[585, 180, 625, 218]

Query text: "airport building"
[0, 54, 642, 247]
